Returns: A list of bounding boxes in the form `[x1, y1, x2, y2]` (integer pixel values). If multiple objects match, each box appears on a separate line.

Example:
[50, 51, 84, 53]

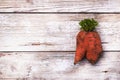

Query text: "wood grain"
[0, 0, 119, 80]
[0, 52, 120, 80]
[0, 14, 120, 51]
[0, 0, 120, 12]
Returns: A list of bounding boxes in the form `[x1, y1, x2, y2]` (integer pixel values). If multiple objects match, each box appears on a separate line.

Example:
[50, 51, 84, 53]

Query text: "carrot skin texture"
[74, 31, 86, 65]
[86, 32, 103, 64]
[75, 18, 102, 65]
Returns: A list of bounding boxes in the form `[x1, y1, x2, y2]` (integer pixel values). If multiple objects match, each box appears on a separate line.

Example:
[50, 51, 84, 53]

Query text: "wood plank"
[0, 0, 120, 12]
[0, 14, 120, 51]
[0, 52, 120, 80]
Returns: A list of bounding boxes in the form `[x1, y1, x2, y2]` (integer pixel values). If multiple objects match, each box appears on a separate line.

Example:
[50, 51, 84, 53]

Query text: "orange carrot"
[85, 32, 102, 64]
[74, 18, 103, 65]
[74, 31, 86, 65]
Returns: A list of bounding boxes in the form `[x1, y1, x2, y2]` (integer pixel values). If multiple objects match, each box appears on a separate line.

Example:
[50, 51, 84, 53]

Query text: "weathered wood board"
[0, 0, 120, 80]
[0, 52, 120, 80]
[0, 0, 120, 12]
[0, 14, 120, 51]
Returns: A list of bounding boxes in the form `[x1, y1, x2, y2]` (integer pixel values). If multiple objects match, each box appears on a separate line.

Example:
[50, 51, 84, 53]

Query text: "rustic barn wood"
[0, 14, 120, 51]
[0, 0, 120, 80]
[0, 0, 120, 12]
[0, 52, 120, 80]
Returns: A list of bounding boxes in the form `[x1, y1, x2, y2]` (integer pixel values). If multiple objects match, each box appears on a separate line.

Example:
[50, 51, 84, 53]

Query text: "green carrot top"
[79, 18, 98, 32]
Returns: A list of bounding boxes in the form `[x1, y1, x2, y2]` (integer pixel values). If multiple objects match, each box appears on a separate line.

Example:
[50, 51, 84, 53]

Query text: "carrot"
[74, 31, 86, 65]
[85, 32, 102, 64]
[74, 18, 103, 65]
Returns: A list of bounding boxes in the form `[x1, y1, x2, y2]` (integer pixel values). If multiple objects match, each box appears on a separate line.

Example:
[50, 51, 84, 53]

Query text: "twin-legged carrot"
[74, 18, 103, 65]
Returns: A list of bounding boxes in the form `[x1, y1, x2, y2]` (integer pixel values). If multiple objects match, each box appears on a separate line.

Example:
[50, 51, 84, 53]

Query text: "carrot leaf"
[79, 18, 98, 32]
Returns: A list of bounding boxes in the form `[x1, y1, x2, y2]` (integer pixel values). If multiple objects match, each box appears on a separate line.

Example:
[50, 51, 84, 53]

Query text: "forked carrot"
[74, 18, 103, 65]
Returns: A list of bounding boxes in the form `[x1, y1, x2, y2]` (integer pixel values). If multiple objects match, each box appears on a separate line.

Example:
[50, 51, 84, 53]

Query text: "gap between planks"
[0, 50, 120, 53]
[0, 12, 120, 14]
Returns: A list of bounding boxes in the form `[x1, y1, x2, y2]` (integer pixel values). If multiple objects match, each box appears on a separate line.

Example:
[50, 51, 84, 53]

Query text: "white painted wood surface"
[0, 52, 120, 80]
[0, 14, 120, 51]
[0, 0, 120, 12]
[0, 0, 120, 80]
